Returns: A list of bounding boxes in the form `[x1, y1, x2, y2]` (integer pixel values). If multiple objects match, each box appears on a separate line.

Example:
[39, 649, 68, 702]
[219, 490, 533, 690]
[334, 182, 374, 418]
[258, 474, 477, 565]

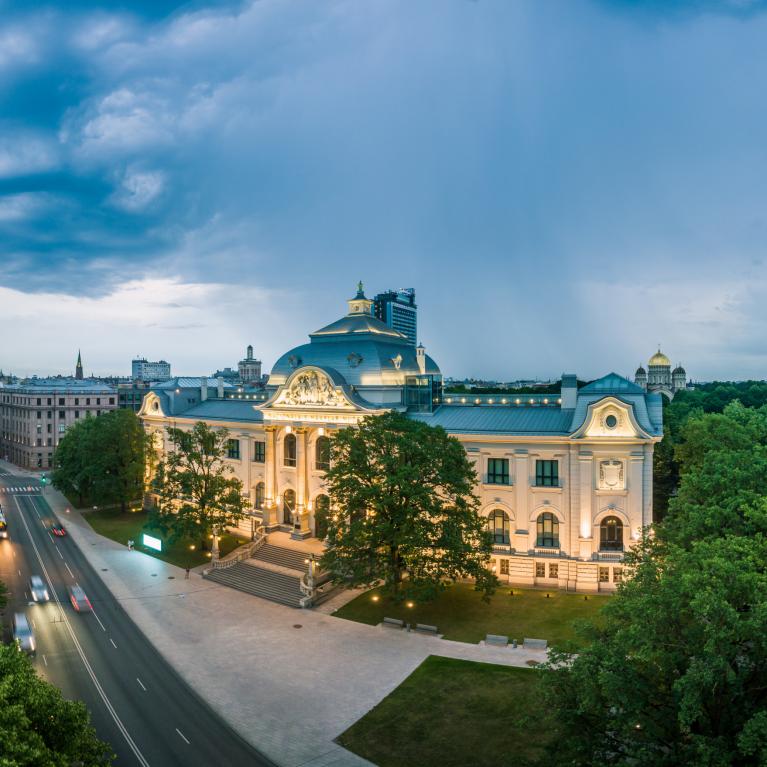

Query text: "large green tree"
[0, 576, 112, 766]
[53, 410, 149, 511]
[542, 402, 767, 766]
[151, 422, 247, 552]
[320, 411, 497, 601]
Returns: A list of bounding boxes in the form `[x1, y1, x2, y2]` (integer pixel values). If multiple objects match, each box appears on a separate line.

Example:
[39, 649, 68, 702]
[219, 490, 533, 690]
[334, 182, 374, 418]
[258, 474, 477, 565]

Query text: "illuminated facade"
[140, 285, 663, 593]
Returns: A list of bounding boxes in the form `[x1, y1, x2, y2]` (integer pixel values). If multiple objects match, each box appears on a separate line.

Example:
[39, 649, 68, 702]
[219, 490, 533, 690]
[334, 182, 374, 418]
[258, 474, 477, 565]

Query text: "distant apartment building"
[373, 287, 417, 345]
[0, 379, 118, 469]
[238, 345, 262, 383]
[131, 358, 171, 382]
[118, 381, 152, 413]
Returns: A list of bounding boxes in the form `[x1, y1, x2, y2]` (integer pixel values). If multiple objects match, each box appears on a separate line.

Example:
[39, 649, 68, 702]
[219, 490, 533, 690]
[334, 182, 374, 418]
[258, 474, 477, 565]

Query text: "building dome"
[673, 365, 685, 375]
[635, 365, 646, 375]
[649, 350, 671, 367]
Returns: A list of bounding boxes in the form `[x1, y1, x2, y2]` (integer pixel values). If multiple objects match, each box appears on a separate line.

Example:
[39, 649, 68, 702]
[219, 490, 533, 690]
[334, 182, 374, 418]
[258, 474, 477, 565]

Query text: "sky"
[2, 0, 767, 381]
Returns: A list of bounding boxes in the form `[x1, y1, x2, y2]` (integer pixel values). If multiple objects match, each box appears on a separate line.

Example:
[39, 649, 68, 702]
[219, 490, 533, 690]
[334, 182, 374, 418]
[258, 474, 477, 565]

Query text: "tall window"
[535, 460, 559, 487]
[254, 482, 265, 510]
[487, 458, 509, 485]
[227, 439, 240, 459]
[315, 436, 331, 471]
[487, 509, 510, 545]
[599, 516, 623, 551]
[253, 441, 265, 463]
[284, 433, 296, 467]
[536, 512, 559, 548]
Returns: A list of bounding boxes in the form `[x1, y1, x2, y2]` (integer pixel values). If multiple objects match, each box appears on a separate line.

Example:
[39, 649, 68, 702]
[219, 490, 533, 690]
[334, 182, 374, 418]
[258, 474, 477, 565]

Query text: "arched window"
[315, 436, 331, 472]
[254, 482, 265, 510]
[284, 433, 296, 467]
[487, 510, 510, 545]
[536, 512, 559, 548]
[283, 489, 296, 525]
[314, 494, 330, 539]
[600, 516, 623, 551]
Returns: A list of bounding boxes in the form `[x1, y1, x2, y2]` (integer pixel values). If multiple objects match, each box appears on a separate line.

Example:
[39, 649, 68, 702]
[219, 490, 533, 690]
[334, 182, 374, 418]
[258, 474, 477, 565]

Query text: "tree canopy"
[151, 422, 247, 552]
[0, 638, 113, 766]
[320, 411, 497, 601]
[542, 400, 767, 766]
[53, 409, 149, 511]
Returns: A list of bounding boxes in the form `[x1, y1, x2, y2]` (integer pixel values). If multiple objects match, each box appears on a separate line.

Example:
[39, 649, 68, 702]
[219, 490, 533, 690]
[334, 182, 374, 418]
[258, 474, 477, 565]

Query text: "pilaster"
[263, 425, 278, 528]
[292, 427, 311, 539]
[578, 452, 593, 559]
[629, 452, 644, 540]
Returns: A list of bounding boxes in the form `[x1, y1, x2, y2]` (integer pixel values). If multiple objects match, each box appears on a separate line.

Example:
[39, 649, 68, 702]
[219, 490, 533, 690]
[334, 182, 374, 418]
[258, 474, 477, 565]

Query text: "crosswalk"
[0, 486, 42, 494]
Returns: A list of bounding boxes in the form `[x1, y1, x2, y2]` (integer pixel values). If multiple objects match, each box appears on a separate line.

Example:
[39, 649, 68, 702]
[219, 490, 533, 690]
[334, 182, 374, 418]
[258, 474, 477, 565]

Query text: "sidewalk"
[17, 469, 547, 767]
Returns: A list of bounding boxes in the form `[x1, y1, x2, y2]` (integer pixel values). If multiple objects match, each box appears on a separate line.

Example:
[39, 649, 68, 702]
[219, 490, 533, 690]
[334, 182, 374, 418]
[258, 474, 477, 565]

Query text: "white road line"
[64, 562, 74, 578]
[175, 728, 190, 745]
[13, 497, 150, 767]
[42, 654, 48, 667]
[136, 678, 146, 691]
[91, 608, 106, 633]
[31, 619, 36, 629]
[110, 638, 117, 649]
[56, 548, 63, 559]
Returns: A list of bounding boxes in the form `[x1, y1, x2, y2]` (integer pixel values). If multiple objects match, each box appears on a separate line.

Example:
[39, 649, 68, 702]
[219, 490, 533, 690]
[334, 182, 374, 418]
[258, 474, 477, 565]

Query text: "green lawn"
[333, 582, 607, 647]
[82, 508, 248, 569]
[338, 655, 555, 767]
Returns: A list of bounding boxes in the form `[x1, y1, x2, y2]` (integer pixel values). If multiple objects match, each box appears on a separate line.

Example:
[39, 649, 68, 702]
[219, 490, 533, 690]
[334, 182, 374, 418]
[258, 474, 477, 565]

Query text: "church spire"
[75, 350, 83, 380]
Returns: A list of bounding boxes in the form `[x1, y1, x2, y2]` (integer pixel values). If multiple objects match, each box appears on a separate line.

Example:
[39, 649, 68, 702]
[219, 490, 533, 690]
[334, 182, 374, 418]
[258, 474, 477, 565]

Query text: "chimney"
[217, 376, 224, 398]
[201, 377, 208, 401]
[416, 343, 426, 375]
[561, 374, 577, 409]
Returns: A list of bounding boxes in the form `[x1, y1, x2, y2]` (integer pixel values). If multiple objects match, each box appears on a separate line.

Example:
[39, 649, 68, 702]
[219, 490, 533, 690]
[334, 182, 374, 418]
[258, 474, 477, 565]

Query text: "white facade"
[132, 358, 172, 382]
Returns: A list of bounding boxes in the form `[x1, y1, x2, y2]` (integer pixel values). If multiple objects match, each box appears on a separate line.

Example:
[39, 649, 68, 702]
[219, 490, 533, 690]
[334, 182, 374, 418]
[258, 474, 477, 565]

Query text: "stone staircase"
[204, 541, 317, 608]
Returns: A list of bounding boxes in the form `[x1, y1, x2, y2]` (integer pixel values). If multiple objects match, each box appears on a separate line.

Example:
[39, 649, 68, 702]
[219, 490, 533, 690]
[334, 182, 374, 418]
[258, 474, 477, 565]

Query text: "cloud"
[0, 131, 60, 178]
[110, 166, 165, 211]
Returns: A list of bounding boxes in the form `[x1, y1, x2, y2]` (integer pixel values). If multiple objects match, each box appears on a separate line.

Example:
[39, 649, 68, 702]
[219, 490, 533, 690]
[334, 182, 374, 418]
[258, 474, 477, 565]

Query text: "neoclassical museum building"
[139, 285, 663, 593]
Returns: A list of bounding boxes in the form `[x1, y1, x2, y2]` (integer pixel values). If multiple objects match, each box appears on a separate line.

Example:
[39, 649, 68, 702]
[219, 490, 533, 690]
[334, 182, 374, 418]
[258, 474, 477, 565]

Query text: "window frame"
[252, 440, 266, 463]
[315, 436, 331, 472]
[486, 457, 510, 485]
[536, 512, 560, 548]
[535, 459, 559, 487]
[283, 433, 297, 467]
[226, 439, 240, 460]
[487, 509, 511, 545]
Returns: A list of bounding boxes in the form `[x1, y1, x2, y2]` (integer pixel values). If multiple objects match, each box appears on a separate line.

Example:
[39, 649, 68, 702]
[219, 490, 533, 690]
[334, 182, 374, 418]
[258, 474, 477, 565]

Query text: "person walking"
[127, 538, 133, 551]
[185, 566, 190, 580]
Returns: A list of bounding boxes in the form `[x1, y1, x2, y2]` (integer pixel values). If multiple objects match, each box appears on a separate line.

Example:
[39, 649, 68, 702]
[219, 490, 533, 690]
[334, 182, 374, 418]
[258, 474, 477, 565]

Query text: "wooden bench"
[485, 634, 509, 647]
[523, 638, 548, 650]
[381, 617, 405, 629]
[414, 623, 439, 636]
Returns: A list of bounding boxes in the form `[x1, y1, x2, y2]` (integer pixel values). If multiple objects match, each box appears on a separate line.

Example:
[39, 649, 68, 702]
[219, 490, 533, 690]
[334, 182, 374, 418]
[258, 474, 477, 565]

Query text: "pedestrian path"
[0, 485, 42, 494]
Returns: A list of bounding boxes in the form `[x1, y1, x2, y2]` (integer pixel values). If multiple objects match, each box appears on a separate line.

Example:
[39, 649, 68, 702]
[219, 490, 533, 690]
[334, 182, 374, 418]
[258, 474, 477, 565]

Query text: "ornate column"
[292, 427, 311, 539]
[578, 452, 593, 559]
[262, 425, 278, 528]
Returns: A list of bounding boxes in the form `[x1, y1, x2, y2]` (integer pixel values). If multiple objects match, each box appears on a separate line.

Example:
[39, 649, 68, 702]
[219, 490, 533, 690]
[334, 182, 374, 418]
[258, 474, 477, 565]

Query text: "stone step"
[252, 542, 314, 572]
[204, 562, 304, 608]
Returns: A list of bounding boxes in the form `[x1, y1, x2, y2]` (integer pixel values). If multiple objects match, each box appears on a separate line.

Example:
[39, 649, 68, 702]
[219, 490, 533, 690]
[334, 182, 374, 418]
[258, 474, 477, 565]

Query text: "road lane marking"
[42, 654, 48, 667]
[91, 608, 107, 633]
[13, 497, 151, 767]
[31, 619, 36, 629]
[64, 562, 74, 578]
[56, 549, 63, 559]
[17, 569, 20, 576]
[110, 638, 117, 649]
[136, 678, 146, 691]
[175, 728, 190, 745]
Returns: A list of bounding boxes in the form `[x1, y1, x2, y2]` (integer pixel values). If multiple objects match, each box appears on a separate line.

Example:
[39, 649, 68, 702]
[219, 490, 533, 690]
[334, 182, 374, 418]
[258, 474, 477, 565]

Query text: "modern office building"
[0, 379, 118, 468]
[132, 358, 172, 382]
[373, 287, 417, 345]
[238, 345, 262, 384]
[141, 284, 662, 597]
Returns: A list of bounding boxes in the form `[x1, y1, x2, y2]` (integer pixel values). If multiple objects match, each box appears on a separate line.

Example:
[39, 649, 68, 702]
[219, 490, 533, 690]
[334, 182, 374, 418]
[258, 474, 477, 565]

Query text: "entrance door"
[314, 494, 330, 540]
[283, 489, 295, 525]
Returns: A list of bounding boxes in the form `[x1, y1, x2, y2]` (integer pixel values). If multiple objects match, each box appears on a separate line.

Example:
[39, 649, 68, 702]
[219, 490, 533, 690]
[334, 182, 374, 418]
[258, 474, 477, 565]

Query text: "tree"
[53, 410, 150, 511]
[151, 422, 247, 552]
[320, 411, 497, 601]
[0, 639, 113, 766]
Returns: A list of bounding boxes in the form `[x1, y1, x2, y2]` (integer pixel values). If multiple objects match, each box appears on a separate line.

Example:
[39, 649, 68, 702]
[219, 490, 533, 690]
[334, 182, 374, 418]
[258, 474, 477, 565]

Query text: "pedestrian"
[185, 566, 190, 580]
[127, 538, 133, 551]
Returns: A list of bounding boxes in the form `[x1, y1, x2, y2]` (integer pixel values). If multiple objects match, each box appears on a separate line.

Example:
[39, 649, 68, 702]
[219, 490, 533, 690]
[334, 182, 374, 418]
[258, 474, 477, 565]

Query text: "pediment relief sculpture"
[599, 459, 624, 490]
[274, 370, 347, 408]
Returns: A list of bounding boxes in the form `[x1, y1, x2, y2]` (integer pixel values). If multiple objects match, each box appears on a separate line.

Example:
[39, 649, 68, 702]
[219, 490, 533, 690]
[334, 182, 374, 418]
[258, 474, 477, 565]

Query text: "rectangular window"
[109, 398, 115, 405]
[74, 411, 79, 419]
[47, 424, 51, 433]
[535, 562, 546, 578]
[599, 567, 610, 583]
[58, 425, 66, 433]
[59, 411, 65, 419]
[37, 411, 42, 419]
[86, 398, 90, 405]
[58, 398, 64, 406]
[548, 563, 558, 579]
[36, 398, 41, 406]
[486, 457, 509, 485]
[96, 398, 101, 405]
[252, 441, 266, 463]
[613, 568, 623, 583]
[535, 460, 559, 487]
[500, 559, 509, 576]
[227, 439, 240, 460]
[47, 411, 52, 419]
[47, 398, 51, 406]
[74, 398, 79, 406]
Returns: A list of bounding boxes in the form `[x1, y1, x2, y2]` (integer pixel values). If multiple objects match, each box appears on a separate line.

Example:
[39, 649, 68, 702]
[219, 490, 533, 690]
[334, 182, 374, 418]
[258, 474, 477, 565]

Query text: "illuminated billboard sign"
[142, 533, 162, 552]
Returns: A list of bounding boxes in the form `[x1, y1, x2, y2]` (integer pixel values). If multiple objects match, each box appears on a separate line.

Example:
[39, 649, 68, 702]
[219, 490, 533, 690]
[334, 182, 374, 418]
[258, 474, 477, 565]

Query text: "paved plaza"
[8, 464, 546, 767]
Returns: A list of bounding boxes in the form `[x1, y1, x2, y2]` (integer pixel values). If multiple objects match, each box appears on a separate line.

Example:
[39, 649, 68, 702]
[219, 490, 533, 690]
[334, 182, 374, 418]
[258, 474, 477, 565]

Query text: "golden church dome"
[649, 350, 671, 367]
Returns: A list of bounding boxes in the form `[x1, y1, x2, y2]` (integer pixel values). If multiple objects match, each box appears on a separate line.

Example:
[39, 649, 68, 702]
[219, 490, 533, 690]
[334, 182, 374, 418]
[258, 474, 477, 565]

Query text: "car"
[0, 511, 8, 540]
[29, 575, 49, 603]
[50, 522, 66, 537]
[12, 612, 35, 655]
[68, 585, 91, 612]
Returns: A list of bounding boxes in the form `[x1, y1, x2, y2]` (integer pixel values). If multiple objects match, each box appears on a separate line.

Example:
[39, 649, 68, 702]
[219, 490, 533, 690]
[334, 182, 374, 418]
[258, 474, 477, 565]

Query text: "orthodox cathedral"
[140, 285, 663, 597]
[634, 349, 687, 399]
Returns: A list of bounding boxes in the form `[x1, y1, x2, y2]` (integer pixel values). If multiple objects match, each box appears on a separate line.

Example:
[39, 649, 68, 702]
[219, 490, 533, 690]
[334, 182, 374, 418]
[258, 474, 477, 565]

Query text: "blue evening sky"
[1, 0, 767, 380]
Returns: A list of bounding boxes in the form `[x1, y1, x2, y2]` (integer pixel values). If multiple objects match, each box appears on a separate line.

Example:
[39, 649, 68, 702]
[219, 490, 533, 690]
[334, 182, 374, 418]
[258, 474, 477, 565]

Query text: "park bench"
[414, 623, 439, 636]
[381, 617, 405, 629]
[523, 638, 548, 650]
[485, 634, 509, 647]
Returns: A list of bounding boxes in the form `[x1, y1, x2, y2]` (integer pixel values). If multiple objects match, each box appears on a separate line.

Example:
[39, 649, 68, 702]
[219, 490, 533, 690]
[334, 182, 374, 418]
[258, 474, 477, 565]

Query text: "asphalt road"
[0, 472, 276, 767]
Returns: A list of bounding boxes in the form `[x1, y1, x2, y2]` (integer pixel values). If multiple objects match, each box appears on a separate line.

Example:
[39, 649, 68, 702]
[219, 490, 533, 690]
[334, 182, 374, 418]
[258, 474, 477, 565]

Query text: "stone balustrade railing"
[211, 526, 267, 570]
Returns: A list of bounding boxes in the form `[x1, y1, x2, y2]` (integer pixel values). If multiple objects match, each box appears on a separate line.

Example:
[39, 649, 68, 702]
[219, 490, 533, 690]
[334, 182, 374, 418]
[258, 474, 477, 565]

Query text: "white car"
[29, 575, 49, 603]
[12, 612, 35, 655]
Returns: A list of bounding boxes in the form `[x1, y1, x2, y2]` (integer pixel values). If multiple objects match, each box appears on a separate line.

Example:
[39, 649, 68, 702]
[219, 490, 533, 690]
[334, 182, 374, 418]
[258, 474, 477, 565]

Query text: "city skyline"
[3, 0, 767, 379]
